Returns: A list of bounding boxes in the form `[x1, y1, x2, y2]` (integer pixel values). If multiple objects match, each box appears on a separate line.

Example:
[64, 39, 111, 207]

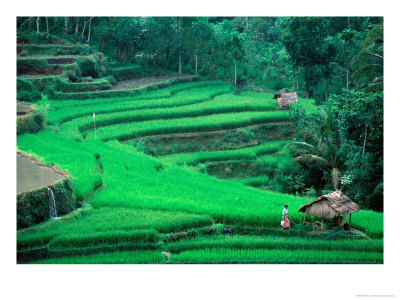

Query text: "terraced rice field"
[17, 79, 383, 264]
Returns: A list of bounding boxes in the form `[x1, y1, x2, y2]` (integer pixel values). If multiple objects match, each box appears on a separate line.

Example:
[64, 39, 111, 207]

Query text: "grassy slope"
[17, 130, 383, 238]
[17, 81, 383, 263]
[160, 140, 288, 165]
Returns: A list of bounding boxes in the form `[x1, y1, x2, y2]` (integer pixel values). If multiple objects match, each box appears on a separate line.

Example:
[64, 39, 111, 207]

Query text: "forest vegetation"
[16, 16, 383, 264]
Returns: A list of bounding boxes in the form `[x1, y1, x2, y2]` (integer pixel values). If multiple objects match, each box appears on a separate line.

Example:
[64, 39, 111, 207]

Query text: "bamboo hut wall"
[276, 92, 298, 108]
[305, 200, 337, 218]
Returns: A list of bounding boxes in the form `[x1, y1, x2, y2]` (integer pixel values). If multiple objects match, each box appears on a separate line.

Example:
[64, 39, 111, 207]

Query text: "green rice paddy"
[17, 80, 383, 264]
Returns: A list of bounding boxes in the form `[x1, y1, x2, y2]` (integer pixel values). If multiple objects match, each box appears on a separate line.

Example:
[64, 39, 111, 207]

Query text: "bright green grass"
[31, 250, 164, 264]
[17, 81, 382, 263]
[18, 207, 213, 250]
[160, 141, 287, 165]
[80, 93, 315, 142]
[231, 176, 271, 186]
[343, 210, 384, 239]
[49, 229, 159, 248]
[258, 151, 296, 174]
[17, 131, 301, 227]
[55, 90, 278, 140]
[168, 248, 383, 264]
[17, 131, 383, 238]
[31, 241, 383, 264]
[49, 77, 195, 100]
[47, 84, 232, 125]
[165, 235, 383, 253]
[48, 80, 230, 110]
[85, 111, 291, 142]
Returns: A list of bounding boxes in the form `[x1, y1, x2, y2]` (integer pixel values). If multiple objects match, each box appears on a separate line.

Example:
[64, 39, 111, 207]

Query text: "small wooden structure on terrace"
[298, 190, 360, 228]
[273, 92, 298, 109]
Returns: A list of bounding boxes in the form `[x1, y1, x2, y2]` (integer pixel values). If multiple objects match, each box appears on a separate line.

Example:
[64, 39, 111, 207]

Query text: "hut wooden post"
[303, 212, 307, 224]
[349, 213, 352, 229]
[321, 217, 324, 230]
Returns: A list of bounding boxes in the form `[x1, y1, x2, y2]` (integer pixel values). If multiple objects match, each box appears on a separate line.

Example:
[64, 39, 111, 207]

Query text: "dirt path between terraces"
[110, 75, 193, 91]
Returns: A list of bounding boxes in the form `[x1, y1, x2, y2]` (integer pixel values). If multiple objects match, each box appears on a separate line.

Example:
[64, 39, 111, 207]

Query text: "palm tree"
[289, 106, 341, 190]
[351, 24, 383, 92]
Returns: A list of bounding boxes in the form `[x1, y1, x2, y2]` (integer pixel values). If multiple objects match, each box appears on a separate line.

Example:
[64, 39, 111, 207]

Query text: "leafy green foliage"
[351, 24, 383, 91]
[17, 107, 44, 135]
[62, 63, 82, 82]
[289, 106, 341, 189]
[76, 54, 102, 78]
[17, 78, 42, 101]
[16, 17, 384, 264]
[328, 90, 383, 210]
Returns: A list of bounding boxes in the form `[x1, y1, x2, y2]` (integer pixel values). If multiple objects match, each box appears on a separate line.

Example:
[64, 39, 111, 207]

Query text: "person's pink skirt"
[282, 215, 290, 229]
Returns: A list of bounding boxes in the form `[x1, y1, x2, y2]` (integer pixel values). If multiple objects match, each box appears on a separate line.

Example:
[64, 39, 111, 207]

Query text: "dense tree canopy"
[17, 16, 383, 100]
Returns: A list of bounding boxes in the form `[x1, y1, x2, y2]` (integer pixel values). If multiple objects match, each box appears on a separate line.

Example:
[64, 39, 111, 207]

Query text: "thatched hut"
[273, 92, 298, 109]
[298, 191, 360, 227]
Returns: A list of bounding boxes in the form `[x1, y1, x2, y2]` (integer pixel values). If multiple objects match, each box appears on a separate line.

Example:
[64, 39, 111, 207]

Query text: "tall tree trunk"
[87, 17, 92, 43]
[64, 17, 68, 34]
[346, 48, 349, 92]
[234, 60, 237, 86]
[28, 17, 33, 33]
[36, 17, 40, 35]
[296, 67, 299, 90]
[292, 69, 295, 90]
[325, 83, 328, 100]
[75, 17, 80, 37]
[122, 47, 127, 62]
[331, 168, 340, 190]
[178, 17, 182, 74]
[362, 122, 369, 158]
[165, 47, 170, 69]
[46, 17, 49, 34]
[179, 52, 182, 74]
[195, 55, 198, 75]
[82, 19, 87, 39]
[305, 63, 310, 99]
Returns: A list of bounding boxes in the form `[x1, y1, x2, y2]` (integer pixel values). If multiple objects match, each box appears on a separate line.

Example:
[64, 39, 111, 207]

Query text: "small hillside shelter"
[273, 92, 298, 109]
[298, 191, 360, 228]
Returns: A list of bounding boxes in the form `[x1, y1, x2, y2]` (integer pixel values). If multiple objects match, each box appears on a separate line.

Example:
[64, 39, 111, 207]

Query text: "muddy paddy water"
[17, 102, 33, 116]
[17, 153, 66, 194]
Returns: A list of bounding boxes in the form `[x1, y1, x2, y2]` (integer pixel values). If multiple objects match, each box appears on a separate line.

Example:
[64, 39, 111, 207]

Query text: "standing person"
[281, 205, 291, 229]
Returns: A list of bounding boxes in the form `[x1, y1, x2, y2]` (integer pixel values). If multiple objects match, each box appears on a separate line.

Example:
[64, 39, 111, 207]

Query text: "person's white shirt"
[283, 208, 288, 216]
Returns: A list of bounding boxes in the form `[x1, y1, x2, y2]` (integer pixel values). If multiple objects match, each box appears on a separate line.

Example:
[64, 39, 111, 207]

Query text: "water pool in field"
[17, 102, 33, 116]
[17, 153, 66, 194]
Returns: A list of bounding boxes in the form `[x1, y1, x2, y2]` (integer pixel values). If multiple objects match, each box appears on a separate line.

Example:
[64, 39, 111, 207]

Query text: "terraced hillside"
[15, 34, 383, 264]
[17, 41, 195, 103]
[17, 76, 383, 264]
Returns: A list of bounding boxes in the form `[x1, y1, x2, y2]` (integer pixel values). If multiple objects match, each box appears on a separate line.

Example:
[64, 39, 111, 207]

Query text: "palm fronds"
[351, 24, 383, 91]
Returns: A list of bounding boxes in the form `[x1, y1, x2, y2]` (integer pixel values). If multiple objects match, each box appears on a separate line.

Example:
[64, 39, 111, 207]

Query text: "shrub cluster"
[76, 54, 102, 78]
[62, 63, 82, 82]
[17, 107, 44, 135]
[17, 78, 41, 101]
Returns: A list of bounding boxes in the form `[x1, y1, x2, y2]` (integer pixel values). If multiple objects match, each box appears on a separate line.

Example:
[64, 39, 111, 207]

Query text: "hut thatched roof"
[273, 92, 298, 108]
[298, 191, 359, 217]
